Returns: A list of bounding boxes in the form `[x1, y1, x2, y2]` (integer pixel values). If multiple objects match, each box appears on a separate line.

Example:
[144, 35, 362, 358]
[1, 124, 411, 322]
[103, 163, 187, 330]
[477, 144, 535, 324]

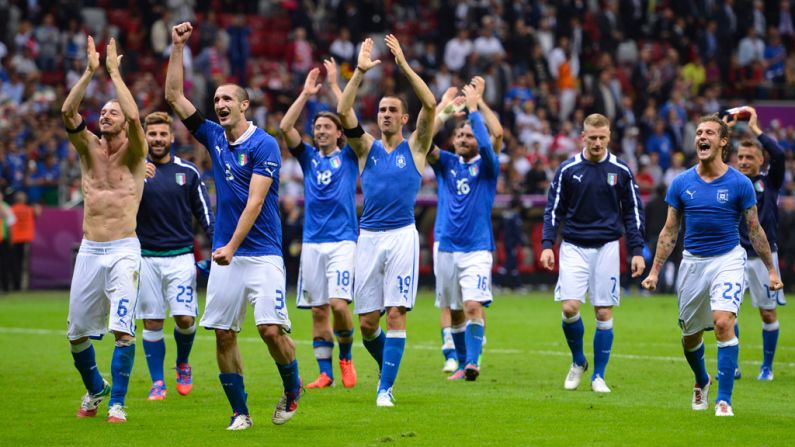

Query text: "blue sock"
[441, 327, 456, 361]
[219, 373, 249, 415]
[762, 321, 780, 369]
[593, 319, 614, 380]
[465, 320, 485, 366]
[109, 341, 135, 407]
[562, 313, 587, 366]
[174, 325, 196, 366]
[276, 359, 301, 394]
[334, 329, 354, 361]
[683, 341, 710, 388]
[362, 327, 385, 370]
[312, 339, 334, 378]
[379, 331, 406, 392]
[716, 339, 739, 404]
[71, 341, 105, 395]
[452, 324, 467, 366]
[142, 329, 165, 383]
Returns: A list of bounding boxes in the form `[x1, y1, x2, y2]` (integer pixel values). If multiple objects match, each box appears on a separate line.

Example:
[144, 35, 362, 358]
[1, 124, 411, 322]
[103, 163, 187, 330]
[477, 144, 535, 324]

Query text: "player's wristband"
[181, 110, 205, 134]
[65, 119, 86, 134]
[343, 123, 365, 138]
[437, 102, 466, 123]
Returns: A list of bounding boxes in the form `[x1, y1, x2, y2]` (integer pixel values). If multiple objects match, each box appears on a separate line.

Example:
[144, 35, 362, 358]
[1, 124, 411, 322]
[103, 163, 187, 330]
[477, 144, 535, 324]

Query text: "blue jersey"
[290, 142, 358, 243]
[137, 156, 214, 255]
[739, 133, 785, 256]
[192, 120, 282, 257]
[543, 152, 646, 255]
[360, 139, 421, 231]
[666, 166, 756, 257]
[432, 111, 499, 252]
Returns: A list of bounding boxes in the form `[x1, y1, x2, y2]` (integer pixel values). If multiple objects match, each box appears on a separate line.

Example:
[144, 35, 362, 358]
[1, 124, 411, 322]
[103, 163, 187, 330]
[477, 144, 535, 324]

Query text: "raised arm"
[744, 205, 784, 290]
[641, 206, 682, 291]
[165, 22, 198, 120]
[105, 38, 147, 161]
[433, 87, 460, 136]
[747, 107, 786, 189]
[384, 34, 437, 156]
[471, 76, 504, 153]
[322, 58, 343, 105]
[280, 68, 322, 149]
[60, 35, 100, 157]
[337, 38, 380, 159]
[462, 84, 498, 178]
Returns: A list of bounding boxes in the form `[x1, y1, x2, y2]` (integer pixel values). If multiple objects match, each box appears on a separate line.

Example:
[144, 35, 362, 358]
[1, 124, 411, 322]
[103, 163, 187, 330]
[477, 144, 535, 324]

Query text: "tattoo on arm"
[652, 206, 682, 274]
[745, 206, 776, 271]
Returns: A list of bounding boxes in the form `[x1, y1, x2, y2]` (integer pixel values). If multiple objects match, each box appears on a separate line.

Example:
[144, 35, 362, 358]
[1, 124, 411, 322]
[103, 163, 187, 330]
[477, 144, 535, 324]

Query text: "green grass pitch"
[0, 290, 793, 446]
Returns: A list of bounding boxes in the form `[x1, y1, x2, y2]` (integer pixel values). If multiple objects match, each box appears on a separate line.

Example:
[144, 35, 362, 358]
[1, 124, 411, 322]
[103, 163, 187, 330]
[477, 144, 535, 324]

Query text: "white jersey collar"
[227, 122, 256, 146]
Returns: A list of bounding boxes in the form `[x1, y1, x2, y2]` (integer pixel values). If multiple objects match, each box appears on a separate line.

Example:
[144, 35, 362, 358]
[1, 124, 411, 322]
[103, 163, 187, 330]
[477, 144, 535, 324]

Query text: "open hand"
[105, 38, 123, 75]
[357, 38, 382, 72]
[86, 36, 100, 72]
[384, 34, 407, 66]
[302, 68, 322, 96]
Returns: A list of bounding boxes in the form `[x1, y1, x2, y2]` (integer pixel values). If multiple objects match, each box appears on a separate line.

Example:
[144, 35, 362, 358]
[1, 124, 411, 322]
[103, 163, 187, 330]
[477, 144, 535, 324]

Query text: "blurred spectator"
[444, 28, 472, 74]
[330, 27, 355, 67]
[286, 26, 313, 83]
[0, 191, 14, 292]
[738, 27, 765, 68]
[9, 191, 36, 290]
[226, 14, 250, 85]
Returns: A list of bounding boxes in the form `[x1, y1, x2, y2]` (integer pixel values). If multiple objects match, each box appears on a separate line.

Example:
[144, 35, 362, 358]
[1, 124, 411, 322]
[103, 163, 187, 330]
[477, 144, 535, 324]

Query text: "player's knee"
[215, 329, 237, 349]
[329, 298, 349, 314]
[594, 306, 613, 321]
[143, 319, 165, 331]
[450, 309, 466, 326]
[561, 300, 580, 318]
[464, 301, 483, 318]
[174, 316, 194, 329]
[257, 324, 283, 345]
[311, 305, 330, 321]
[713, 316, 735, 335]
[69, 336, 89, 346]
[359, 319, 378, 337]
[760, 309, 777, 324]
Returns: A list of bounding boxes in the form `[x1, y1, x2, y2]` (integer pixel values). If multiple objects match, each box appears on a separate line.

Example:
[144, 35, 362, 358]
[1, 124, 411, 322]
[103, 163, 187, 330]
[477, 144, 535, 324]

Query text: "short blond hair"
[583, 113, 610, 128]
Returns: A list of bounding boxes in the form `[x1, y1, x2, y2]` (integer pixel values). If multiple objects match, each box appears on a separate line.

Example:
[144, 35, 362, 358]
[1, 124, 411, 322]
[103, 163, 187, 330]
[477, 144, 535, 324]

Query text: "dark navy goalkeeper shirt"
[542, 151, 646, 256]
[137, 156, 214, 255]
[739, 133, 785, 256]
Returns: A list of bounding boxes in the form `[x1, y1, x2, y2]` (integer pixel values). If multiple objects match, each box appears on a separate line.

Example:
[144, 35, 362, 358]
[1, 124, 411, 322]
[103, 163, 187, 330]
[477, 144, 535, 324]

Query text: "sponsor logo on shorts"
[717, 189, 729, 203]
[607, 173, 617, 186]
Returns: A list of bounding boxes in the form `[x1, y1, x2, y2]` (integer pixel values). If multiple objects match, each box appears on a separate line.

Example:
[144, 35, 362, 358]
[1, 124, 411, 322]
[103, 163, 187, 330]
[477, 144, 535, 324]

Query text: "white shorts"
[435, 249, 493, 310]
[67, 238, 141, 340]
[137, 253, 198, 319]
[746, 252, 787, 310]
[676, 245, 747, 336]
[199, 255, 291, 332]
[554, 240, 620, 307]
[297, 240, 356, 308]
[354, 224, 419, 314]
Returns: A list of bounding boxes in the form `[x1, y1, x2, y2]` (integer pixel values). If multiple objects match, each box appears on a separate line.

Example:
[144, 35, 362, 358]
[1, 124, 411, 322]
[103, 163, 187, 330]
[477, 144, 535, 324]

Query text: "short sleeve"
[665, 175, 682, 210]
[251, 135, 281, 179]
[738, 174, 757, 211]
[191, 119, 222, 150]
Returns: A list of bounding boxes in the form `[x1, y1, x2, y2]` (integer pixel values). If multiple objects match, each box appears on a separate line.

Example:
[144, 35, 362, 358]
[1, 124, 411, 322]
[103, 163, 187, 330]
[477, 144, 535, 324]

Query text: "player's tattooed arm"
[642, 206, 681, 290]
[745, 205, 784, 291]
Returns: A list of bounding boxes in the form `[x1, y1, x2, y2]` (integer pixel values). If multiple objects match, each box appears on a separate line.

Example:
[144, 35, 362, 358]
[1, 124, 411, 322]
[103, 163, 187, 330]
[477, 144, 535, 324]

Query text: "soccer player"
[642, 114, 783, 417]
[336, 35, 436, 406]
[279, 60, 358, 389]
[729, 107, 786, 381]
[137, 111, 214, 400]
[166, 22, 301, 430]
[540, 113, 646, 394]
[430, 80, 500, 381]
[62, 37, 147, 423]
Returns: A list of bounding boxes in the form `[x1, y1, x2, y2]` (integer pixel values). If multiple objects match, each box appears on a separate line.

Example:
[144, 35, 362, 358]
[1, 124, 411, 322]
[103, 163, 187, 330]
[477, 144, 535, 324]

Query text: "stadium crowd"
[3, 0, 795, 290]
